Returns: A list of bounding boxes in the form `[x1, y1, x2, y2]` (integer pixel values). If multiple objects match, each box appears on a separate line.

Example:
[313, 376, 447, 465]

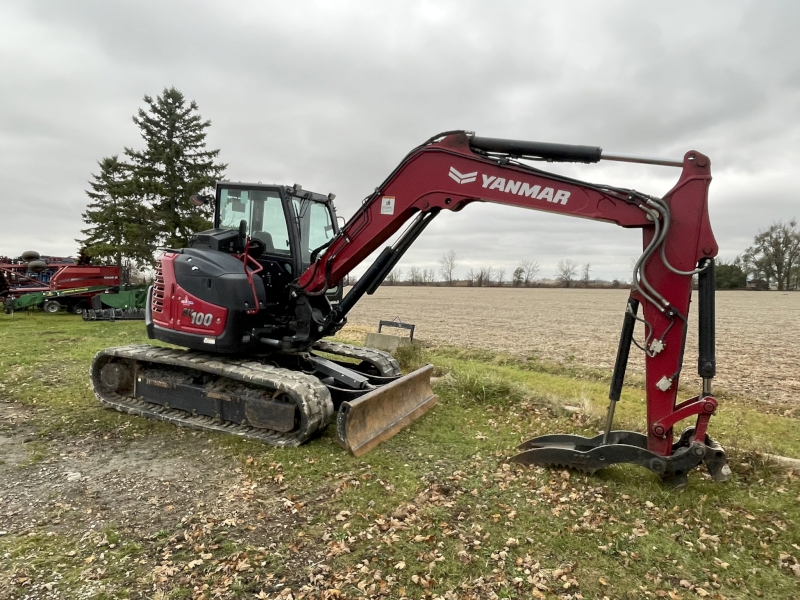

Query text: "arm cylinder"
[469, 136, 602, 163]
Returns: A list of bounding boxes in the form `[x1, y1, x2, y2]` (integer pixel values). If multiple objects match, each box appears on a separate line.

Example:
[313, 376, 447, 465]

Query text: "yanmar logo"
[449, 167, 477, 184]
[448, 166, 571, 205]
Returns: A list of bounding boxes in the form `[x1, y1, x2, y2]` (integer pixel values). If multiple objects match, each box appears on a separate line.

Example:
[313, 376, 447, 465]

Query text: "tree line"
[374, 219, 800, 291]
[376, 252, 602, 288]
[78, 87, 225, 269]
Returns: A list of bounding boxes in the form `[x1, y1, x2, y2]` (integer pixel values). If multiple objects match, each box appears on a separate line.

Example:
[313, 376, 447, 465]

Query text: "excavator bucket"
[337, 364, 437, 457]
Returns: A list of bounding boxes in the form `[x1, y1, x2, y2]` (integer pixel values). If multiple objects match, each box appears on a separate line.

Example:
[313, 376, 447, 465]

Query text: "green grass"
[1, 313, 799, 599]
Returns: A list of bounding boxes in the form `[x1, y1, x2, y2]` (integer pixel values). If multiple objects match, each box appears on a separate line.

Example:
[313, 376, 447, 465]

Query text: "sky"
[1, 0, 798, 282]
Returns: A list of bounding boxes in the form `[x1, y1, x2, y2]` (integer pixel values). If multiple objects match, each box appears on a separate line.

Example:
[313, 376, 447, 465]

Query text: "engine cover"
[149, 249, 267, 353]
[172, 248, 266, 311]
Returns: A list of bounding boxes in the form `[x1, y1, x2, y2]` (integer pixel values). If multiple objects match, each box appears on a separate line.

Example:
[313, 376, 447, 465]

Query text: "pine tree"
[125, 87, 226, 248]
[78, 155, 155, 268]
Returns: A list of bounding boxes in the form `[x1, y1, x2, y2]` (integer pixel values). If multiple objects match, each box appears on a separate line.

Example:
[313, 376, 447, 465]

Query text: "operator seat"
[252, 231, 275, 253]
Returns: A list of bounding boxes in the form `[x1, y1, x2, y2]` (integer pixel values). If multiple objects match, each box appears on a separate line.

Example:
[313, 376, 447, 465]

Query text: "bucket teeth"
[509, 447, 601, 474]
[510, 432, 728, 484]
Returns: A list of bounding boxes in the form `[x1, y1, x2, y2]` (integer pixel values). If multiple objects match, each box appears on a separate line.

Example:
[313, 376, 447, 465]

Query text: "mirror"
[190, 194, 214, 207]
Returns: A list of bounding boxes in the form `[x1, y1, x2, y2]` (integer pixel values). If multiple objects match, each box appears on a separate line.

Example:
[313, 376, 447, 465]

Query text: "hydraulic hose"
[650, 195, 710, 277]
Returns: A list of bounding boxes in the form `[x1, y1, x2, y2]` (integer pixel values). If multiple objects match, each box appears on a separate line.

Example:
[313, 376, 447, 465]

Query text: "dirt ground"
[0, 402, 318, 599]
[345, 287, 800, 405]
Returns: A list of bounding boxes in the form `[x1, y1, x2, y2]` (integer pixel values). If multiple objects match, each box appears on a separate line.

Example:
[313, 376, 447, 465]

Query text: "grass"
[1, 312, 799, 599]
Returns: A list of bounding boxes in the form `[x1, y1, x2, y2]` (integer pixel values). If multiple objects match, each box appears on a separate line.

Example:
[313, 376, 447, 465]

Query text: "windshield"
[293, 198, 336, 265]
[218, 187, 290, 255]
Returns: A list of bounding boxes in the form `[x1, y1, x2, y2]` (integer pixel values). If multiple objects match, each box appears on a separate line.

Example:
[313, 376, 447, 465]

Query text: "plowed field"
[345, 287, 800, 405]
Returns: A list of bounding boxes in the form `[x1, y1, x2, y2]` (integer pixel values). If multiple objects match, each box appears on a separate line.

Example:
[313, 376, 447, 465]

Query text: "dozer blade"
[337, 363, 437, 457]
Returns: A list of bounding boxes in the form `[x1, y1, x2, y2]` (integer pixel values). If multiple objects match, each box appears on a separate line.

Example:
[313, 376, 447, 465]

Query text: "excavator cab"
[215, 182, 343, 309]
[216, 182, 339, 278]
[146, 182, 343, 354]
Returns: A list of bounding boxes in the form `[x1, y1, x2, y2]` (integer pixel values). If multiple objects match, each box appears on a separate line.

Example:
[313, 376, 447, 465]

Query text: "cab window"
[219, 188, 290, 255]
[293, 199, 336, 265]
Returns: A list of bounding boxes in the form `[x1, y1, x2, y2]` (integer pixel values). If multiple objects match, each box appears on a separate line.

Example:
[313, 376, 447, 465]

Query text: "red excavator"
[91, 131, 730, 486]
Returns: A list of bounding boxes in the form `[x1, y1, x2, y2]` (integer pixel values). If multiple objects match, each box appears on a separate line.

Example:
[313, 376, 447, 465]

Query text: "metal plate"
[337, 364, 437, 457]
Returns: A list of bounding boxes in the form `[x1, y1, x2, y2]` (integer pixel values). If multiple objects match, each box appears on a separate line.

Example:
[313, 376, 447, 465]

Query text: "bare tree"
[423, 268, 435, 284]
[439, 250, 457, 285]
[407, 266, 423, 285]
[385, 268, 402, 285]
[466, 268, 476, 286]
[581, 262, 591, 287]
[512, 267, 524, 287]
[520, 259, 539, 287]
[743, 219, 800, 290]
[556, 259, 578, 288]
[475, 266, 494, 287]
[495, 268, 506, 287]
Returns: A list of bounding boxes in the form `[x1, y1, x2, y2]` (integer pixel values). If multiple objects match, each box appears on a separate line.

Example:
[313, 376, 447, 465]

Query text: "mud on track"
[345, 287, 800, 405]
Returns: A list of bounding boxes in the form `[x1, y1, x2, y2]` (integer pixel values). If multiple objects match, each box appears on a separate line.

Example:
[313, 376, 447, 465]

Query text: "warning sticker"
[380, 196, 395, 215]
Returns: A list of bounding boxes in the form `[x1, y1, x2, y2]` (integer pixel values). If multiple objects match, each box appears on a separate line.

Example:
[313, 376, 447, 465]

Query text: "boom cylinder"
[333, 210, 439, 321]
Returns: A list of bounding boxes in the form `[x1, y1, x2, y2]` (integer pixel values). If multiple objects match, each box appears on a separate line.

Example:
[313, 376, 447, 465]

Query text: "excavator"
[91, 131, 730, 486]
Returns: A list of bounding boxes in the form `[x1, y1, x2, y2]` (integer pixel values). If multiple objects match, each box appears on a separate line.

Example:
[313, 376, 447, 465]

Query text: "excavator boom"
[293, 131, 727, 485]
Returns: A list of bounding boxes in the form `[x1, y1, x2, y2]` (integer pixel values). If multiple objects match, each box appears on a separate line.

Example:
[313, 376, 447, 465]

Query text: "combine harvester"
[1, 252, 119, 314]
[92, 131, 729, 487]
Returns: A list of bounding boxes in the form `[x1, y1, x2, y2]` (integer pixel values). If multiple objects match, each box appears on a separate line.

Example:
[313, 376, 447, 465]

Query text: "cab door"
[216, 184, 297, 306]
[291, 195, 342, 303]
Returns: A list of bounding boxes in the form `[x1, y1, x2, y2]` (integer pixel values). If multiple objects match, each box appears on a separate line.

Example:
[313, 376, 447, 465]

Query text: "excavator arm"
[297, 131, 729, 485]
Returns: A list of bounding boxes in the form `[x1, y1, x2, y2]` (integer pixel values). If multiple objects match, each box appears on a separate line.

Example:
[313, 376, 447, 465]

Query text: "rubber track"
[91, 344, 334, 447]
[313, 340, 401, 377]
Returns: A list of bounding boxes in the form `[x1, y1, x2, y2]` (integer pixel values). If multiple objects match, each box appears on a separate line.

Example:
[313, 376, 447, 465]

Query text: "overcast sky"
[1, 0, 798, 281]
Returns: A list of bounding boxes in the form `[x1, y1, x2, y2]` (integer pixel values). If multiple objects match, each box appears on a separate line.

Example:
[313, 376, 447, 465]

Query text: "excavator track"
[91, 344, 334, 446]
[312, 340, 401, 377]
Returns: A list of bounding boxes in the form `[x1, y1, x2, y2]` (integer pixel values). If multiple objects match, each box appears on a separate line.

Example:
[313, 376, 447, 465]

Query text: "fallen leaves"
[778, 552, 800, 578]
[235, 558, 252, 572]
